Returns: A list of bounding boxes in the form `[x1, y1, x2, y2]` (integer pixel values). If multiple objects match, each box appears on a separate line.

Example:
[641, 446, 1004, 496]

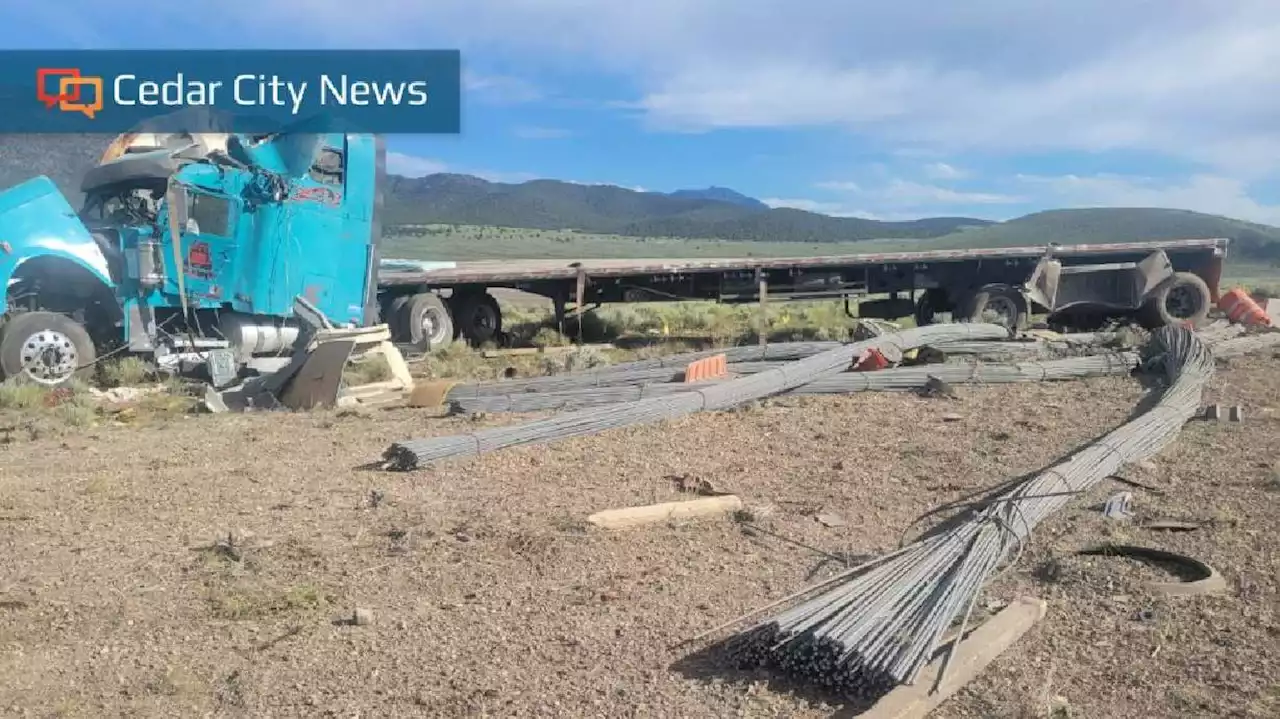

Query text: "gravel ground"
[0, 353, 1277, 718]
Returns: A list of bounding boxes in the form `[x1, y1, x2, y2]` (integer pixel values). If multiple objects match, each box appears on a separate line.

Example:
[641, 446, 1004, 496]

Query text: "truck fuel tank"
[218, 312, 302, 360]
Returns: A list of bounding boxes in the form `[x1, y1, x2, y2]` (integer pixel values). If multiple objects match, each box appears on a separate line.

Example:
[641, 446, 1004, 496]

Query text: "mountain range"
[385, 173, 1280, 265]
[1, 134, 1277, 266]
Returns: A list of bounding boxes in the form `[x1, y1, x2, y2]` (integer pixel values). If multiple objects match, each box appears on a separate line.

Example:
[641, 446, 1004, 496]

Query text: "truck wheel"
[1139, 272, 1212, 329]
[962, 285, 1027, 331]
[452, 293, 502, 345]
[0, 311, 97, 387]
[404, 293, 454, 349]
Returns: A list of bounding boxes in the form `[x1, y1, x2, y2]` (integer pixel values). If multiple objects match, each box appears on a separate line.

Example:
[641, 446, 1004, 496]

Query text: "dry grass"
[503, 298, 898, 348]
[0, 320, 1277, 717]
[0, 354, 1275, 717]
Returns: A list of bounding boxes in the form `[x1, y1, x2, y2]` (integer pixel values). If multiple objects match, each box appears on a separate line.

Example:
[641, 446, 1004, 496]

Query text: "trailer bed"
[377, 238, 1228, 287]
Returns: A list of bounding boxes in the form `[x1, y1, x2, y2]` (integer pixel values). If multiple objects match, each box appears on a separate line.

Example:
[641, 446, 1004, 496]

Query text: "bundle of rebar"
[719, 325, 1214, 698]
[443, 341, 843, 399]
[383, 323, 1011, 470]
[448, 350, 1142, 415]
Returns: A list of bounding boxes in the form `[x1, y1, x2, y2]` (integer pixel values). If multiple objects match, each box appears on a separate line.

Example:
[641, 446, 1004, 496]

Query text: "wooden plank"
[587, 495, 743, 529]
[854, 596, 1047, 719]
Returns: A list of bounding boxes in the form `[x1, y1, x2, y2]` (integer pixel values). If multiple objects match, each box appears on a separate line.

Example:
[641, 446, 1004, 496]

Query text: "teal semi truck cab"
[0, 130, 386, 385]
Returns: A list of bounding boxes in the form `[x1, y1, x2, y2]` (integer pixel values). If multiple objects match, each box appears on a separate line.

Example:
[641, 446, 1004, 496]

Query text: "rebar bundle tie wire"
[383, 323, 1012, 470]
[716, 326, 1215, 698]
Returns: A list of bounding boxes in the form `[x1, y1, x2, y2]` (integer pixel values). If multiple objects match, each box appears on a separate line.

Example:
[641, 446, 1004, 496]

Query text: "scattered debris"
[1141, 520, 1201, 532]
[1202, 404, 1245, 422]
[667, 474, 723, 496]
[203, 297, 414, 414]
[1102, 491, 1135, 520]
[88, 386, 164, 404]
[1075, 544, 1227, 597]
[814, 511, 849, 528]
[920, 375, 957, 399]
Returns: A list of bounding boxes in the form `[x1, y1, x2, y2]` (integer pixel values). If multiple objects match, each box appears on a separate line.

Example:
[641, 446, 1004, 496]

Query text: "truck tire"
[404, 293, 454, 349]
[383, 295, 411, 341]
[1138, 272, 1212, 329]
[452, 293, 502, 346]
[962, 284, 1028, 331]
[0, 311, 97, 387]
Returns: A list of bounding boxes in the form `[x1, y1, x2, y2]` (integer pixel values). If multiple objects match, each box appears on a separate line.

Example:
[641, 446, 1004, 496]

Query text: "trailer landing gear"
[0, 311, 97, 387]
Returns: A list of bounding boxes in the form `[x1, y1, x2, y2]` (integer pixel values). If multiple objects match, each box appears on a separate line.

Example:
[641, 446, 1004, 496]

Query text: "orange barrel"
[1218, 288, 1272, 327]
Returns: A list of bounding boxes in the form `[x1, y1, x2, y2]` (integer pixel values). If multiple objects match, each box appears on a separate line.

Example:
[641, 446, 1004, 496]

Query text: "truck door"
[170, 189, 239, 305]
[274, 145, 368, 326]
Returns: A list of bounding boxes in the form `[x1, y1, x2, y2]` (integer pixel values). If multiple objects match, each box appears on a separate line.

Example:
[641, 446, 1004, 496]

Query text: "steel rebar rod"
[447, 351, 1143, 414]
[383, 323, 1011, 470]
[718, 325, 1216, 697]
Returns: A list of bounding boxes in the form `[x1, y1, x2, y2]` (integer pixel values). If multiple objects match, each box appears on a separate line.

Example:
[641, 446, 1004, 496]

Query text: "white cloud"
[761, 197, 879, 219]
[104, 0, 1280, 218]
[513, 125, 571, 139]
[1016, 173, 1280, 225]
[816, 178, 1022, 208]
[471, 169, 540, 183]
[385, 152, 447, 177]
[925, 163, 968, 180]
[218, 0, 1279, 178]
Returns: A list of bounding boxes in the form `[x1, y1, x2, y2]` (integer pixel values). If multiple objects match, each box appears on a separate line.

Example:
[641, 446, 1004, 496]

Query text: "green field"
[382, 224, 1280, 291]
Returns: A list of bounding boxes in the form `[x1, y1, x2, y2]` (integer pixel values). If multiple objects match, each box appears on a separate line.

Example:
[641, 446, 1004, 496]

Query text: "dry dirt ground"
[1, 353, 1278, 718]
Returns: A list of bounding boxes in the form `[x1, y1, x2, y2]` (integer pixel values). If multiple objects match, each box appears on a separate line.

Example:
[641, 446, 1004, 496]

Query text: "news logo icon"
[36, 68, 104, 119]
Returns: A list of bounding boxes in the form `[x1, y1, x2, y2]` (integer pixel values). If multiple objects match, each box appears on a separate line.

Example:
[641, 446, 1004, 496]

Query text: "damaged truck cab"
[0, 130, 385, 385]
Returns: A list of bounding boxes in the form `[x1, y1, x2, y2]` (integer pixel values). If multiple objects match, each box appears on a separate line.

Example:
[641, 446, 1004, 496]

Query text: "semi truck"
[0, 127, 1226, 387]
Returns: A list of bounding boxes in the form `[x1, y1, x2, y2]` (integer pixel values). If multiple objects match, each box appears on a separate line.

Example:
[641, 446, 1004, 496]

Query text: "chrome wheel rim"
[19, 330, 78, 385]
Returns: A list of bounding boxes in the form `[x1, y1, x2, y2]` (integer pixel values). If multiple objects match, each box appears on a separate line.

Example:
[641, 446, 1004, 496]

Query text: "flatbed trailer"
[374, 237, 1230, 347]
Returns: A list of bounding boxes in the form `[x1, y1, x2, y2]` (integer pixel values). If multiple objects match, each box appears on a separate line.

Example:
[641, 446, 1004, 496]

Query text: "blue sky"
[5, 0, 1280, 224]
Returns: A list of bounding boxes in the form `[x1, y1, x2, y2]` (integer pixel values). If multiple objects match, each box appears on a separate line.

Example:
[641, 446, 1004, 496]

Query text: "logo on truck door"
[184, 241, 214, 279]
[291, 186, 342, 207]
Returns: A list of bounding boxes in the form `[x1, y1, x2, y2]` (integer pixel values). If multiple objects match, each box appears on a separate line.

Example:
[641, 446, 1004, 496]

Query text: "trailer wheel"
[1139, 272, 1212, 329]
[0, 311, 97, 387]
[962, 285, 1027, 331]
[383, 295, 411, 341]
[452, 293, 503, 346]
[403, 293, 454, 349]
[913, 289, 947, 326]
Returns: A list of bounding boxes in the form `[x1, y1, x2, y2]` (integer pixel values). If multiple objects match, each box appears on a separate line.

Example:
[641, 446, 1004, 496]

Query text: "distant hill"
[385, 173, 994, 241]
[1, 135, 1277, 267]
[666, 186, 769, 210]
[930, 208, 1280, 265]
